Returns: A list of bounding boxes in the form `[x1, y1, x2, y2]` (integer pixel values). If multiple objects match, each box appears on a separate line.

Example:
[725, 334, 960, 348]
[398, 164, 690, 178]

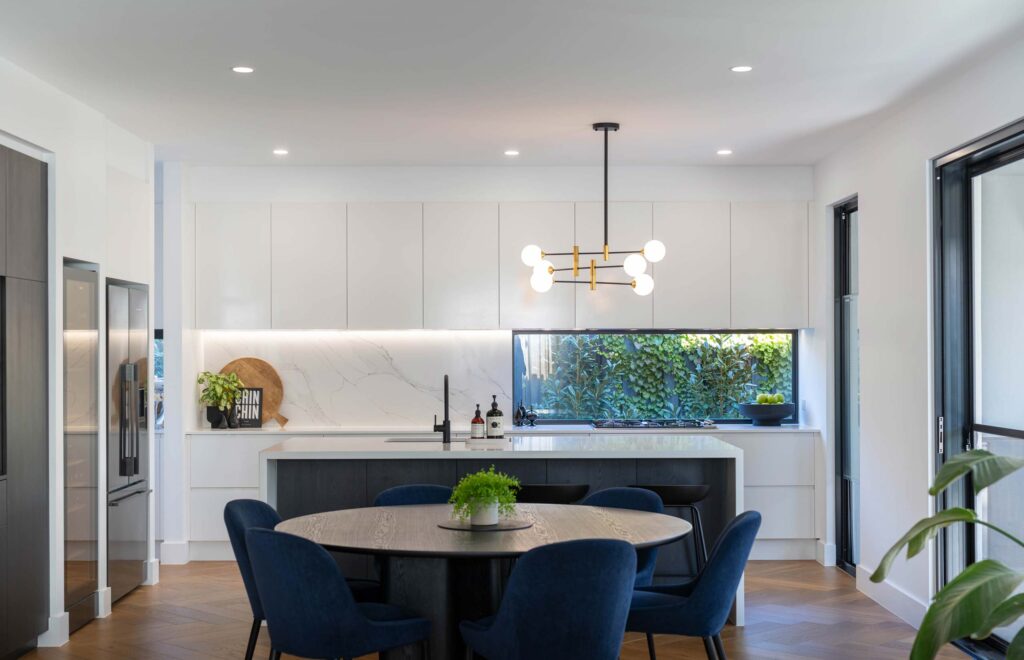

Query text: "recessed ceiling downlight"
[730, 65, 753, 73]
[232, 66, 255, 74]
[272, 148, 289, 156]
[717, 149, 733, 156]
[504, 150, 520, 157]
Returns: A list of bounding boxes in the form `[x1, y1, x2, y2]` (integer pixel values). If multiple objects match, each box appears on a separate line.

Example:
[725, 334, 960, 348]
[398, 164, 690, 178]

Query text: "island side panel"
[545, 459, 638, 494]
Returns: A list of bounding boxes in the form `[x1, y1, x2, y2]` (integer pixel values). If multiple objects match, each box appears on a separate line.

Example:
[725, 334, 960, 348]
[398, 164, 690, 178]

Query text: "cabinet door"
[652, 202, 731, 328]
[195, 203, 271, 328]
[347, 203, 423, 329]
[499, 202, 575, 329]
[574, 202, 652, 329]
[6, 149, 46, 282]
[423, 203, 499, 329]
[5, 278, 48, 648]
[730, 201, 809, 328]
[271, 203, 347, 329]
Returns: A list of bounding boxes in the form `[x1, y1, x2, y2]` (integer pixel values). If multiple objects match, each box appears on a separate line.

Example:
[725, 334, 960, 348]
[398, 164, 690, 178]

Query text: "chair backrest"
[373, 484, 453, 507]
[686, 511, 762, 635]
[246, 528, 377, 659]
[582, 487, 664, 586]
[490, 539, 636, 660]
[223, 499, 282, 619]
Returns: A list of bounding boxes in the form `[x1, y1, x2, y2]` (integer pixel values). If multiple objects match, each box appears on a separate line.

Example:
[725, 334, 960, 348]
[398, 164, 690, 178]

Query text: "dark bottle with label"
[486, 395, 504, 438]
[471, 404, 486, 439]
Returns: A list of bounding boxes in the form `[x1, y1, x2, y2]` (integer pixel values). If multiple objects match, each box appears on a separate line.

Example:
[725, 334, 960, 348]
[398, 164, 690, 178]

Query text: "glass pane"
[848, 210, 859, 295]
[842, 294, 861, 564]
[514, 332, 795, 421]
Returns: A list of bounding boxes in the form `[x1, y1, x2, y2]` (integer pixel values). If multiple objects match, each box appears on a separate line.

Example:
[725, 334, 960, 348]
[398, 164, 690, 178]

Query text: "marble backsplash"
[201, 330, 513, 429]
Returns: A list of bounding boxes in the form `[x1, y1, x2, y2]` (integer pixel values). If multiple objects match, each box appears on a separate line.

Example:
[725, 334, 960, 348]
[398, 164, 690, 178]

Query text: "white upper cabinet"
[574, 202, 653, 329]
[730, 201, 809, 328]
[423, 203, 499, 329]
[347, 202, 423, 329]
[271, 203, 347, 329]
[195, 202, 271, 329]
[499, 202, 575, 329]
[652, 202, 731, 329]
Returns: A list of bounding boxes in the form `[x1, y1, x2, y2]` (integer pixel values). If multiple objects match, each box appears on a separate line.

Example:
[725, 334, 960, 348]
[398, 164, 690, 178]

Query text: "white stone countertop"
[190, 423, 818, 436]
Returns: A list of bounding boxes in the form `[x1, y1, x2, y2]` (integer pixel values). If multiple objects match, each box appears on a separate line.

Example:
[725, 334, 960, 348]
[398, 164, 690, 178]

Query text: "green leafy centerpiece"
[450, 466, 520, 526]
[872, 449, 1024, 658]
[197, 371, 245, 429]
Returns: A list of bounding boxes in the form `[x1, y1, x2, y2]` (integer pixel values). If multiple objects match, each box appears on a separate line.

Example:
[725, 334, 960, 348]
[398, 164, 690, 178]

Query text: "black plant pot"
[207, 406, 228, 429]
[738, 402, 796, 427]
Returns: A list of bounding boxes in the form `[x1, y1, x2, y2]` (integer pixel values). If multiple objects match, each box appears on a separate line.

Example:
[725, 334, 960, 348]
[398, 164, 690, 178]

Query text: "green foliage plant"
[449, 466, 520, 522]
[197, 371, 245, 411]
[871, 449, 1024, 658]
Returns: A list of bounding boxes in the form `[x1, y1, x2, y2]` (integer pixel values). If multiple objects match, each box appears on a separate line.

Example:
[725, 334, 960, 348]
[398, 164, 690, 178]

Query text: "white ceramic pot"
[470, 500, 499, 526]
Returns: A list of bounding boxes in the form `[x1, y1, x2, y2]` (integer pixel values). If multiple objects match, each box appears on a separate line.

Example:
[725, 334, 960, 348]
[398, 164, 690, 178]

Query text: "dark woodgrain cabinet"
[0, 144, 49, 658]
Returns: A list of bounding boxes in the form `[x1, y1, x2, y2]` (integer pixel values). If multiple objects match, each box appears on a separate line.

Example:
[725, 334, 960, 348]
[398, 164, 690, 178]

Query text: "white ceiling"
[1, 0, 1023, 166]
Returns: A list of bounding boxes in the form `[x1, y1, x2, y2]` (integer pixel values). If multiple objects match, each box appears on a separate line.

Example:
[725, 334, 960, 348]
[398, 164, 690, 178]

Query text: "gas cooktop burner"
[593, 419, 717, 429]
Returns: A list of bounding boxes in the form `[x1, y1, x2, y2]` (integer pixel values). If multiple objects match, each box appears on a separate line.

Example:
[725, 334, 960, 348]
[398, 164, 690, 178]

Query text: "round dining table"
[277, 502, 691, 660]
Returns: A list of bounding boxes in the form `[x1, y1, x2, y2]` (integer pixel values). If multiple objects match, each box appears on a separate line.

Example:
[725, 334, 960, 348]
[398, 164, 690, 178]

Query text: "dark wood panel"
[5, 277, 49, 649]
[0, 522, 8, 657]
[275, 460, 367, 519]
[0, 147, 8, 276]
[365, 460, 457, 503]
[6, 150, 46, 282]
[454, 459, 546, 484]
[546, 458, 637, 494]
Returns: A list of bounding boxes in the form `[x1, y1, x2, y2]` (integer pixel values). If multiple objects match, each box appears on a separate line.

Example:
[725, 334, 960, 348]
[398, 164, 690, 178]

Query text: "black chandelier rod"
[603, 125, 609, 249]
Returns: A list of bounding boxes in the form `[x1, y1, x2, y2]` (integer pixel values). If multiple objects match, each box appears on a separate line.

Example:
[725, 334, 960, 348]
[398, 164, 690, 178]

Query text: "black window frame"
[512, 328, 800, 425]
[834, 196, 859, 577]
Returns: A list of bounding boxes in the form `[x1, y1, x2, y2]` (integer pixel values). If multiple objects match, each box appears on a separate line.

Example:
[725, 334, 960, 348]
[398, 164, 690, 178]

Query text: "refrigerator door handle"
[132, 370, 141, 476]
[119, 365, 131, 477]
[108, 488, 151, 507]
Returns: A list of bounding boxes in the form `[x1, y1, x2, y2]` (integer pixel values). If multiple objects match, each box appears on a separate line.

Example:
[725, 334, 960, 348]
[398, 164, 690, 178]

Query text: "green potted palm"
[450, 466, 520, 526]
[197, 371, 245, 429]
[872, 449, 1024, 658]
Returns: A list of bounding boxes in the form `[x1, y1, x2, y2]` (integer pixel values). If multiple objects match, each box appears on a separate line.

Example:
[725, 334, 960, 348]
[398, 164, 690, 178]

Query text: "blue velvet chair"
[460, 538, 636, 660]
[627, 511, 762, 660]
[247, 528, 431, 660]
[373, 483, 453, 506]
[582, 487, 664, 586]
[223, 499, 380, 660]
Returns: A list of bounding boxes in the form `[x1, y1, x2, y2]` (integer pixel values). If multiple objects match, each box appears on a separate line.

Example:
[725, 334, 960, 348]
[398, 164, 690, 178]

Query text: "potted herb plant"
[450, 466, 520, 526]
[197, 371, 245, 429]
[872, 448, 1024, 658]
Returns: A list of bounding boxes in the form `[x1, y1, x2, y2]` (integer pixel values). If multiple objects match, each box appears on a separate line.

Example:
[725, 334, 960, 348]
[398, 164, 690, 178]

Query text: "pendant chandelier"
[521, 122, 665, 296]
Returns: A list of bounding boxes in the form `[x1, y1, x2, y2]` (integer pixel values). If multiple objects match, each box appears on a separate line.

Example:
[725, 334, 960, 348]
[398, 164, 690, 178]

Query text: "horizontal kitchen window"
[513, 331, 798, 423]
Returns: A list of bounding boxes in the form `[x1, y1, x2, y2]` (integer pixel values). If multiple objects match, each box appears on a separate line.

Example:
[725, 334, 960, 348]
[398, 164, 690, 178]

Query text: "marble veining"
[202, 330, 512, 428]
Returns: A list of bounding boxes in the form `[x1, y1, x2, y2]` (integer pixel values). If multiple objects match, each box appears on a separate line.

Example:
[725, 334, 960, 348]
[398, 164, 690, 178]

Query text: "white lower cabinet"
[271, 203, 347, 329]
[499, 202, 575, 329]
[195, 203, 272, 329]
[423, 203, 499, 329]
[574, 202, 653, 329]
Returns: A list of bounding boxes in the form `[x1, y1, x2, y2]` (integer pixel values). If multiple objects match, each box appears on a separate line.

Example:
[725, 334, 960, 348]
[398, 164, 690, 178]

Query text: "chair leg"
[645, 632, 657, 660]
[267, 650, 281, 660]
[245, 618, 261, 660]
[687, 505, 708, 572]
[702, 636, 718, 660]
[713, 634, 726, 660]
[421, 638, 432, 660]
[465, 644, 474, 660]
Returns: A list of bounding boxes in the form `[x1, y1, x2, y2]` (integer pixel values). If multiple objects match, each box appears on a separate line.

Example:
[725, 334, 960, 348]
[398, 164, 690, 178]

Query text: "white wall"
[0, 56, 154, 645]
[810, 36, 1024, 625]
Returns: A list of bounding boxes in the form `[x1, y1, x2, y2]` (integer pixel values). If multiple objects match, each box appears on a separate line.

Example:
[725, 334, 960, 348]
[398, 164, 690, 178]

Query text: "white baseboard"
[189, 540, 235, 561]
[37, 612, 69, 647]
[144, 559, 160, 585]
[856, 564, 928, 628]
[817, 541, 836, 566]
[159, 540, 190, 565]
[749, 538, 817, 560]
[97, 588, 112, 618]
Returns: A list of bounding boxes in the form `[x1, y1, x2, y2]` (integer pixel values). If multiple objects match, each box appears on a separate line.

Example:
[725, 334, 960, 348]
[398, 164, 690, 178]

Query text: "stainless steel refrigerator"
[106, 281, 149, 603]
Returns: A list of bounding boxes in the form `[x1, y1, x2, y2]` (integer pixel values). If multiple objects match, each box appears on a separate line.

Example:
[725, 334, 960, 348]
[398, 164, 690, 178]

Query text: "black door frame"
[933, 116, 1024, 656]
[834, 197, 858, 576]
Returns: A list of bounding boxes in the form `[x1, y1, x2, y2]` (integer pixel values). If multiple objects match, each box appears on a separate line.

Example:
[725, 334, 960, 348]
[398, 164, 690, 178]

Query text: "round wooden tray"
[437, 519, 534, 532]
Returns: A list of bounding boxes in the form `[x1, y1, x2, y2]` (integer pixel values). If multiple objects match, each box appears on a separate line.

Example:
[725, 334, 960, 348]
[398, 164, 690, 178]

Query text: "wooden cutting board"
[219, 357, 289, 428]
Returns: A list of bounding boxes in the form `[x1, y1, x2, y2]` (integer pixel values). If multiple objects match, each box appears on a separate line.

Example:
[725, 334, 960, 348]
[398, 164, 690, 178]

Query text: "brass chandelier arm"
[543, 249, 642, 257]
[551, 264, 622, 272]
[553, 280, 634, 286]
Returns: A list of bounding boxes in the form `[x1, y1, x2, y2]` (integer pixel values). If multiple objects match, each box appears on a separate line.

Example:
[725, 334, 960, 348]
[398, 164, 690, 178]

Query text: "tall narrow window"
[835, 198, 860, 575]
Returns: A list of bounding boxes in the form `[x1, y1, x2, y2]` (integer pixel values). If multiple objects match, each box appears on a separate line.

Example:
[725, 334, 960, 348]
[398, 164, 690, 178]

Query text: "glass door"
[835, 199, 860, 574]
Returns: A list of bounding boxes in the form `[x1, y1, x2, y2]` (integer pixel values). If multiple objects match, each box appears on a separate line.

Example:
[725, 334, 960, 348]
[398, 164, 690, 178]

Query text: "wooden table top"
[276, 503, 692, 558]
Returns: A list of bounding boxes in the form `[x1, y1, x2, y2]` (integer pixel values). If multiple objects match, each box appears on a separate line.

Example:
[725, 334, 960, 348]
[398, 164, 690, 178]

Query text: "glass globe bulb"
[632, 273, 654, 296]
[643, 239, 666, 263]
[521, 244, 543, 267]
[533, 259, 554, 276]
[530, 270, 554, 293]
[622, 253, 648, 277]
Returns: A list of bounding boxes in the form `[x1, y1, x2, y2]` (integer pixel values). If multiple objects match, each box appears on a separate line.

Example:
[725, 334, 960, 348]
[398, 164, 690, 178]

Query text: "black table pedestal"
[382, 555, 506, 660]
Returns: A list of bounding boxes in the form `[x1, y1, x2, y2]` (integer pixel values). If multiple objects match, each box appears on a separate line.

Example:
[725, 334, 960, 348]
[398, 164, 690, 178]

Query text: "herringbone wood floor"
[26, 561, 961, 659]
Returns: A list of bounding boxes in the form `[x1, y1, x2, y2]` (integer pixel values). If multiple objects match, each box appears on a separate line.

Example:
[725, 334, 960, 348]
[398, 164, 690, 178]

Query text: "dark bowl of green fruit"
[739, 392, 795, 426]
